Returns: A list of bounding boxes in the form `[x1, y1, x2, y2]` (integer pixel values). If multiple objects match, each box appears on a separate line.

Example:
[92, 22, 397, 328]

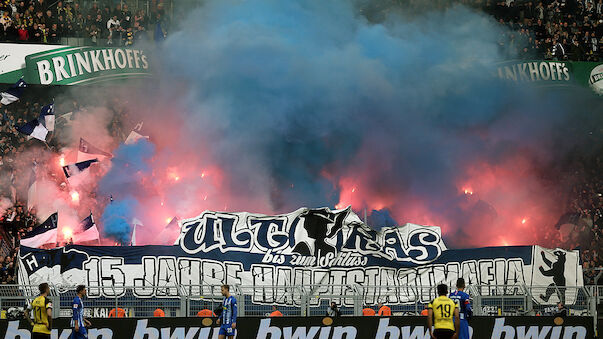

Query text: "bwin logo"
[3, 321, 113, 339]
[491, 318, 587, 339]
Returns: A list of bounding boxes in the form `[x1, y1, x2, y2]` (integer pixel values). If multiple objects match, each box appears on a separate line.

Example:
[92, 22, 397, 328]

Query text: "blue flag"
[80, 214, 95, 231]
[16, 118, 48, 142]
[21, 213, 58, 248]
[62, 159, 99, 178]
[0, 79, 27, 105]
[38, 102, 55, 131]
[73, 213, 99, 243]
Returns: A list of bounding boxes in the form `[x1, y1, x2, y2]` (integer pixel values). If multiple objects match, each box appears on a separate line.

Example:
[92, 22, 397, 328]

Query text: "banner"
[496, 60, 603, 94]
[0, 44, 151, 85]
[24, 46, 151, 85]
[0, 317, 594, 339]
[18, 207, 583, 306]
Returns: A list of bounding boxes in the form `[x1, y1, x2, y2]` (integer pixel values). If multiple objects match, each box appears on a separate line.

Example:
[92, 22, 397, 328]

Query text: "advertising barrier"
[0, 316, 594, 339]
[0, 44, 151, 85]
[495, 60, 603, 94]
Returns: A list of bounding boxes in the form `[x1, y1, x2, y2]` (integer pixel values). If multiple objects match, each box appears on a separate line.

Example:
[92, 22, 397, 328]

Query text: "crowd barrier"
[0, 316, 595, 339]
[0, 284, 597, 318]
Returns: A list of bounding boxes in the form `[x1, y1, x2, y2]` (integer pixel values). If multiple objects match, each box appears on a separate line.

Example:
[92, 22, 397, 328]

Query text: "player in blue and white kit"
[71, 285, 91, 339]
[449, 278, 472, 339]
[217, 284, 237, 339]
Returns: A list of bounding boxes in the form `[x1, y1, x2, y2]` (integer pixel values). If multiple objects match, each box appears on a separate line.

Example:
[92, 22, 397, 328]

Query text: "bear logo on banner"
[538, 250, 566, 304]
[292, 208, 347, 259]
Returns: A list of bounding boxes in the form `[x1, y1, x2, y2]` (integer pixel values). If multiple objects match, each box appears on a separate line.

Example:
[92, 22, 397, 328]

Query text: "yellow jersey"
[30, 295, 52, 334]
[428, 295, 457, 331]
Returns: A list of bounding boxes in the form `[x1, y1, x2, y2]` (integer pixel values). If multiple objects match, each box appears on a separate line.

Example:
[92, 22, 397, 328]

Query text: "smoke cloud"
[11, 0, 601, 248]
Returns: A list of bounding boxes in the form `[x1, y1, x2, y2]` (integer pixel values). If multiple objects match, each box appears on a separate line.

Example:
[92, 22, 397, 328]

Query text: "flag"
[38, 102, 55, 132]
[156, 217, 180, 245]
[0, 79, 27, 105]
[124, 130, 149, 145]
[73, 214, 100, 244]
[77, 138, 112, 162]
[21, 213, 58, 248]
[16, 118, 48, 142]
[27, 160, 37, 211]
[130, 218, 144, 246]
[62, 159, 99, 178]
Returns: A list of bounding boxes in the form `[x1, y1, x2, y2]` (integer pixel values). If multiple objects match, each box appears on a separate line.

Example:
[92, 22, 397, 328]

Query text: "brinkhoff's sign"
[18, 207, 583, 306]
[24, 46, 151, 85]
[0, 317, 594, 339]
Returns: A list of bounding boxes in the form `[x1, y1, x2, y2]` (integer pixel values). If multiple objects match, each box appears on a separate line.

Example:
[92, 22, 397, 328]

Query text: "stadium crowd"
[481, 0, 603, 61]
[0, 0, 169, 45]
[562, 154, 603, 284]
[365, 0, 603, 61]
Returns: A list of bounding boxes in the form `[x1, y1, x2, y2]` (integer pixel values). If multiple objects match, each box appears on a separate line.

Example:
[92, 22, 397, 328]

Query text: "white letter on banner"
[115, 49, 127, 69]
[401, 326, 428, 339]
[52, 56, 70, 81]
[126, 49, 134, 68]
[375, 318, 399, 339]
[90, 50, 105, 72]
[283, 326, 320, 339]
[37, 60, 53, 85]
[160, 327, 199, 339]
[256, 319, 282, 339]
[491, 318, 515, 339]
[75, 52, 92, 75]
[141, 54, 149, 69]
[563, 327, 587, 339]
[332, 326, 357, 339]
[133, 50, 141, 68]
[88, 328, 114, 339]
[66, 54, 77, 78]
[55, 329, 71, 339]
[133, 319, 158, 339]
[102, 49, 116, 70]
[4, 320, 30, 339]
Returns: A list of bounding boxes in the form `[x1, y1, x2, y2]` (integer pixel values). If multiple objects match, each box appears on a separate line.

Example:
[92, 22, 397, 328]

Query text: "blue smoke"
[156, 0, 601, 246]
[100, 198, 138, 244]
[98, 140, 155, 197]
[98, 140, 154, 243]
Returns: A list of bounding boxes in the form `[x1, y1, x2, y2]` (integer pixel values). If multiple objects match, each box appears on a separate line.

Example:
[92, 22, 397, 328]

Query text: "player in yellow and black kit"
[427, 284, 459, 339]
[24, 283, 53, 339]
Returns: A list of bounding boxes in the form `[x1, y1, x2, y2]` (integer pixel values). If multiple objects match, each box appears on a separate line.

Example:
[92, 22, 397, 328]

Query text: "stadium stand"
[363, 0, 602, 61]
[0, 0, 171, 45]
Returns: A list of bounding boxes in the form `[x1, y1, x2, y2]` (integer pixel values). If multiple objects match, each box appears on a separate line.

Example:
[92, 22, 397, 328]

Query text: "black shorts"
[433, 329, 455, 339]
[33, 333, 51, 339]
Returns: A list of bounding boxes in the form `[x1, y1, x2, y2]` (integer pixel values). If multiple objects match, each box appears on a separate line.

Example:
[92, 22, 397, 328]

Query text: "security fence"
[0, 284, 598, 321]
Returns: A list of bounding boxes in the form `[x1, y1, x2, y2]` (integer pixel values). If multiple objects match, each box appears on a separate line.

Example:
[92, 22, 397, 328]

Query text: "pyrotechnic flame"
[165, 217, 172, 224]
[463, 188, 473, 195]
[521, 218, 527, 224]
[167, 169, 180, 182]
[71, 191, 80, 202]
[63, 228, 73, 239]
[59, 156, 65, 167]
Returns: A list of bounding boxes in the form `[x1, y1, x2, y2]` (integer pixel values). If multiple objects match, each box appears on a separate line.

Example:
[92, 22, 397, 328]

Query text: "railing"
[0, 284, 598, 321]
